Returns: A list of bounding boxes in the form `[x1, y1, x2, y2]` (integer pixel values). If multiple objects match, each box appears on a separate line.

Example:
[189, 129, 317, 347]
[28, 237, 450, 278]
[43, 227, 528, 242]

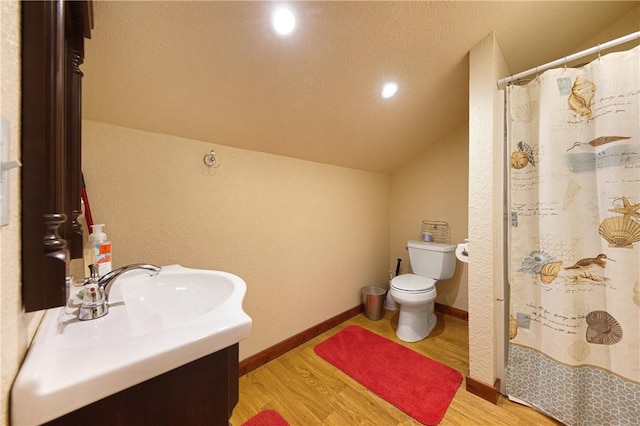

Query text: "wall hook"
[203, 149, 220, 168]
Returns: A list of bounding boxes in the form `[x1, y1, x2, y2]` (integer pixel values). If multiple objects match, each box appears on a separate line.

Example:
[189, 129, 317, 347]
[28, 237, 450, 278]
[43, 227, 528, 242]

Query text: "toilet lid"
[391, 274, 436, 293]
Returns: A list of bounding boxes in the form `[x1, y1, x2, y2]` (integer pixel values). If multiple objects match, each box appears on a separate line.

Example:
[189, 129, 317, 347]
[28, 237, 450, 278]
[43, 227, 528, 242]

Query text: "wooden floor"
[230, 310, 562, 426]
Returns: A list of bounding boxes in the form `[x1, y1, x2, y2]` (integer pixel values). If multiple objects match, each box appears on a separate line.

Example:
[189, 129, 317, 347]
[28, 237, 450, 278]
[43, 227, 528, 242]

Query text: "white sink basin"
[12, 264, 252, 425]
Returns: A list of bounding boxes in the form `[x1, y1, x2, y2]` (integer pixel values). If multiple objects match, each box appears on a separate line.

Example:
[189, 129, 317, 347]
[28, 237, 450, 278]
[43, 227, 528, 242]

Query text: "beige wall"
[389, 125, 469, 310]
[467, 32, 510, 387]
[574, 5, 639, 61]
[82, 120, 390, 360]
[0, 1, 45, 424]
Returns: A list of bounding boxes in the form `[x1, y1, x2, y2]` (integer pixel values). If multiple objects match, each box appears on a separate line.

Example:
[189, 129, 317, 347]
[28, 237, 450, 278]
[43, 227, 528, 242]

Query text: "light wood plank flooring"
[230, 310, 562, 425]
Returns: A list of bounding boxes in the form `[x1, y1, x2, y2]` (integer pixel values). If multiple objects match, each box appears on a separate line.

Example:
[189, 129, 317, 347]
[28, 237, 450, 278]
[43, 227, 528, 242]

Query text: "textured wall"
[389, 125, 469, 310]
[82, 121, 390, 360]
[0, 1, 45, 424]
[467, 32, 510, 386]
[574, 5, 640, 60]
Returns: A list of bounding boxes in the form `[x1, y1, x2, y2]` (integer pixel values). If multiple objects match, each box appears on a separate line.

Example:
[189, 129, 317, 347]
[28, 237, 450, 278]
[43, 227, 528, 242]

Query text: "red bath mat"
[314, 325, 462, 425]
[241, 410, 290, 426]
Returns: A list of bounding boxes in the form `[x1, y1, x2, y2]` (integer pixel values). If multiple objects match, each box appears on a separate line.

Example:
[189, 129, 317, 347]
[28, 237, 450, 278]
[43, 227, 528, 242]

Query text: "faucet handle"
[89, 264, 100, 277]
[78, 264, 109, 321]
[83, 264, 101, 285]
[82, 264, 106, 305]
[82, 283, 106, 305]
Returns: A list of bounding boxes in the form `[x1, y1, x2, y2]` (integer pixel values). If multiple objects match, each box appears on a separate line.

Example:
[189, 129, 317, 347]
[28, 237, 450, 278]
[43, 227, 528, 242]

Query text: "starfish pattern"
[608, 196, 640, 223]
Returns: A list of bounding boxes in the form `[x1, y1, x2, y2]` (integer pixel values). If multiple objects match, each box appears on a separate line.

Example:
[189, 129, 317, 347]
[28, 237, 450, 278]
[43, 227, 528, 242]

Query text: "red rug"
[241, 410, 290, 426]
[314, 325, 462, 425]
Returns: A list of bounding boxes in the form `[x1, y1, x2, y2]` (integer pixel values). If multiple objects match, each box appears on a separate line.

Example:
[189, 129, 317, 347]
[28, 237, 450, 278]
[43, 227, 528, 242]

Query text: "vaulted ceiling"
[82, 1, 639, 173]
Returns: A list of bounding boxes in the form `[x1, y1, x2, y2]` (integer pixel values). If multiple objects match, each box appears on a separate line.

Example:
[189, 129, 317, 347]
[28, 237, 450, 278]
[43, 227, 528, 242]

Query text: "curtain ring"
[597, 43, 601, 60]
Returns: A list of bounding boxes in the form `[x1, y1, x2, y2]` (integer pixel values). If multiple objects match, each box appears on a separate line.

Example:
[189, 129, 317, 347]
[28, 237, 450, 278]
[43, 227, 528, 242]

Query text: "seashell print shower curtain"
[506, 45, 640, 425]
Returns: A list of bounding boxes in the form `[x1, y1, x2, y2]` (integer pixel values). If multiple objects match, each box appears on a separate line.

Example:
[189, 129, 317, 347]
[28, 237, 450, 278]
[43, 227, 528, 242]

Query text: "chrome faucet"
[78, 263, 162, 321]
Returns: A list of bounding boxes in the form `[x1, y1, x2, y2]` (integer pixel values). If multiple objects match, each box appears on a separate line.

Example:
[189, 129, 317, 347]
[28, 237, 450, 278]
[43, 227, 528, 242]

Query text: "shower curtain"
[506, 45, 640, 425]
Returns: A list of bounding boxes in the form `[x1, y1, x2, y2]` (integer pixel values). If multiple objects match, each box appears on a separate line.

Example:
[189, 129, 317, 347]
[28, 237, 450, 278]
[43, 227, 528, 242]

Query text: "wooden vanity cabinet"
[44, 344, 239, 426]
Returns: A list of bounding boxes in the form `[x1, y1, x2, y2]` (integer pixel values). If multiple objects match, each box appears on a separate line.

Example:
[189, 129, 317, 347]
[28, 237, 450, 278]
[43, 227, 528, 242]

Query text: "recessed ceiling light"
[271, 6, 296, 36]
[380, 82, 399, 99]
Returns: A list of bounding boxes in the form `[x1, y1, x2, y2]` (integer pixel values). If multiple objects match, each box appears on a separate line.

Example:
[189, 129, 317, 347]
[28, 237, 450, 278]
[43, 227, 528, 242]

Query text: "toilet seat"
[391, 274, 436, 293]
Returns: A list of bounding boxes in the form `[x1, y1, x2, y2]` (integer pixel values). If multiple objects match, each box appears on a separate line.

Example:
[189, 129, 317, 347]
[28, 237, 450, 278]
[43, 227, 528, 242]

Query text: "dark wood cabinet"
[21, 1, 93, 311]
[44, 345, 240, 426]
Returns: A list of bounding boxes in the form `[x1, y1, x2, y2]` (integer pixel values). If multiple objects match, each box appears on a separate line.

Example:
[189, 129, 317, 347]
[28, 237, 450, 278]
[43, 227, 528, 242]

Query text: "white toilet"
[390, 240, 456, 342]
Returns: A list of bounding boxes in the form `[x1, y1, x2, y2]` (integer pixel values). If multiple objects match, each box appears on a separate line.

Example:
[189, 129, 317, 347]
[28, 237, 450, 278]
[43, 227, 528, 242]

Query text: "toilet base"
[395, 301, 437, 342]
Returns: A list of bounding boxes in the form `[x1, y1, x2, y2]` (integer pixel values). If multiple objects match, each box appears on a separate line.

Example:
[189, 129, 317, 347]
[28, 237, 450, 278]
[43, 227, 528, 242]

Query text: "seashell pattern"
[598, 216, 640, 248]
[540, 260, 562, 284]
[568, 77, 596, 118]
[511, 151, 528, 169]
[509, 315, 519, 340]
[516, 101, 539, 122]
[519, 250, 556, 275]
[562, 180, 581, 210]
[517, 141, 536, 167]
[585, 311, 623, 345]
[567, 340, 591, 361]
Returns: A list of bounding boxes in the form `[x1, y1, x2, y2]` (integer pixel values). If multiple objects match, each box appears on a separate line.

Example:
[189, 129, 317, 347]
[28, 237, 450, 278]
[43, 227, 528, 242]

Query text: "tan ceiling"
[82, 1, 639, 173]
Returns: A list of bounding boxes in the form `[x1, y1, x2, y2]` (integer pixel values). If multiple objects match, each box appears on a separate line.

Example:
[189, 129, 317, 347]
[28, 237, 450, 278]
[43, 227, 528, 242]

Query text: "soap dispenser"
[83, 224, 113, 277]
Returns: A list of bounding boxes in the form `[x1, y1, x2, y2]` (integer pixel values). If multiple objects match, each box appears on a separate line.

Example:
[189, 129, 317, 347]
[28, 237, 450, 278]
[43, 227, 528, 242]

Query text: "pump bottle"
[83, 224, 113, 277]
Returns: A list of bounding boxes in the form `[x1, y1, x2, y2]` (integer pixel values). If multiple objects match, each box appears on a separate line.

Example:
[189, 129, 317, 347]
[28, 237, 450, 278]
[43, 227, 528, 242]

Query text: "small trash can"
[361, 286, 386, 321]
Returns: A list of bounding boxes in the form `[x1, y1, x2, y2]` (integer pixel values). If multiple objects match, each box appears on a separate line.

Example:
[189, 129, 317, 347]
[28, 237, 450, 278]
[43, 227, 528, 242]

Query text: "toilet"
[390, 240, 456, 342]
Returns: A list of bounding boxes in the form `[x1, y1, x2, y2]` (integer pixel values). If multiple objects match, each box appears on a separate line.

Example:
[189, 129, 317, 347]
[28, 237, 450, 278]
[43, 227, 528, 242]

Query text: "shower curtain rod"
[497, 30, 640, 87]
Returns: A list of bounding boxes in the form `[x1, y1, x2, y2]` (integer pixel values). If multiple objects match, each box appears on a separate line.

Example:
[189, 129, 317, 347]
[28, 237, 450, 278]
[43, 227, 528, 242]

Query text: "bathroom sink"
[11, 264, 252, 425]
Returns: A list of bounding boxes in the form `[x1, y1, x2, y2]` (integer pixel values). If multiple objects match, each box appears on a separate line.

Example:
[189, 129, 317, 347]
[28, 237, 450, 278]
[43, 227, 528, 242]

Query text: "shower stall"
[497, 33, 640, 425]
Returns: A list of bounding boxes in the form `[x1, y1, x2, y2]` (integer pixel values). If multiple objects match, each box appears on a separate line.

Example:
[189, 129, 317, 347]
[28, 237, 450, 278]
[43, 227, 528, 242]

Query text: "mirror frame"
[21, 0, 92, 311]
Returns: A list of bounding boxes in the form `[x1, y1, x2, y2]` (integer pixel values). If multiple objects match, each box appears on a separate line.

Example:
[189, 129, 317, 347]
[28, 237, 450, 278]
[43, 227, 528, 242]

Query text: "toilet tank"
[407, 240, 456, 280]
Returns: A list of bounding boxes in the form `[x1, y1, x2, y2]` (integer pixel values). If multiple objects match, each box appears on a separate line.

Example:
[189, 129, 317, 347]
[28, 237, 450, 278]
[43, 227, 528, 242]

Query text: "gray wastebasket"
[361, 286, 386, 320]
